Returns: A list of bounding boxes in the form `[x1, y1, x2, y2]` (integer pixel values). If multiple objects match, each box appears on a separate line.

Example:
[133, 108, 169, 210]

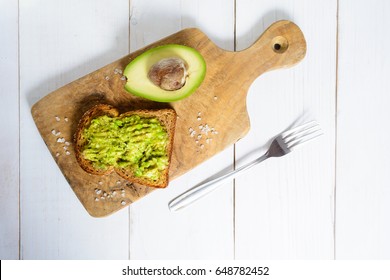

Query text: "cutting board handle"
[235, 20, 306, 79]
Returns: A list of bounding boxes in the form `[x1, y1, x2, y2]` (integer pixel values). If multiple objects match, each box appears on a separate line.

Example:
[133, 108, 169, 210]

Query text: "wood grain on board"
[31, 20, 306, 217]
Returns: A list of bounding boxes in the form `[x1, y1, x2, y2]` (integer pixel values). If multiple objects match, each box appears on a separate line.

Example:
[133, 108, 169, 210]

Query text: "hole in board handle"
[272, 36, 289, 53]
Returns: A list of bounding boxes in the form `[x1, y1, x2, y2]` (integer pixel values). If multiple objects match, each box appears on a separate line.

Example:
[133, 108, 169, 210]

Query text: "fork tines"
[282, 121, 323, 150]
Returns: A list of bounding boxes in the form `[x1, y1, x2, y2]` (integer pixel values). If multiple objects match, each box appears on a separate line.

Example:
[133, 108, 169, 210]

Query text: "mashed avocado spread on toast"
[81, 115, 169, 181]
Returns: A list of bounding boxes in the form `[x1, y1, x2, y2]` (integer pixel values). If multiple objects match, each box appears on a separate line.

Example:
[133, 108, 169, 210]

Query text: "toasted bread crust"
[74, 104, 118, 176]
[74, 104, 176, 188]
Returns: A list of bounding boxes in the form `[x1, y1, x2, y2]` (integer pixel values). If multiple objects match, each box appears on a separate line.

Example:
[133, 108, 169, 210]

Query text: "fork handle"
[169, 153, 269, 212]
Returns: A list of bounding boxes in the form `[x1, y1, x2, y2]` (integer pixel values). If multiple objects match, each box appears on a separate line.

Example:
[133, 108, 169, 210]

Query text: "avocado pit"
[148, 57, 188, 91]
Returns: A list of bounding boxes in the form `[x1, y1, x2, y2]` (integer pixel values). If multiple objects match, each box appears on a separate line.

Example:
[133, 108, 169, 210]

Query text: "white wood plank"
[336, 0, 390, 259]
[19, 0, 130, 259]
[234, 0, 337, 259]
[128, 0, 236, 259]
[0, 0, 20, 260]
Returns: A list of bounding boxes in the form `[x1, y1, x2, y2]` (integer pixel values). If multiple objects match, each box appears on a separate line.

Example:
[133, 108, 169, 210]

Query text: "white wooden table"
[1, 0, 389, 260]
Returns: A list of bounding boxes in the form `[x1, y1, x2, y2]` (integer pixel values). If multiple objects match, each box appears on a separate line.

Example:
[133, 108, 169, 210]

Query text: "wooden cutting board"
[31, 20, 306, 217]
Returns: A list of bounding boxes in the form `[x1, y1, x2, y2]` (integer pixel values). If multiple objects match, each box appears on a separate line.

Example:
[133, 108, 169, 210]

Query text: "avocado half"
[123, 44, 206, 102]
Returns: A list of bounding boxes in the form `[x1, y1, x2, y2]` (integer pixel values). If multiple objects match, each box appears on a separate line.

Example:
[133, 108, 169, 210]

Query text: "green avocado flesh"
[82, 115, 169, 181]
[123, 44, 206, 102]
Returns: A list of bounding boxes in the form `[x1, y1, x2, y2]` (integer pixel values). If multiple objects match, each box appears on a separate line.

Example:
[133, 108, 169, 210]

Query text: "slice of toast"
[74, 104, 177, 188]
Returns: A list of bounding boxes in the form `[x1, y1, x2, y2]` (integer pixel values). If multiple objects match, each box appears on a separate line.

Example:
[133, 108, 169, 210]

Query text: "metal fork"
[169, 121, 323, 212]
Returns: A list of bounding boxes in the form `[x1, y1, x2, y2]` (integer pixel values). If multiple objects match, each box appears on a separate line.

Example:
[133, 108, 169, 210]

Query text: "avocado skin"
[123, 44, 206, 102]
